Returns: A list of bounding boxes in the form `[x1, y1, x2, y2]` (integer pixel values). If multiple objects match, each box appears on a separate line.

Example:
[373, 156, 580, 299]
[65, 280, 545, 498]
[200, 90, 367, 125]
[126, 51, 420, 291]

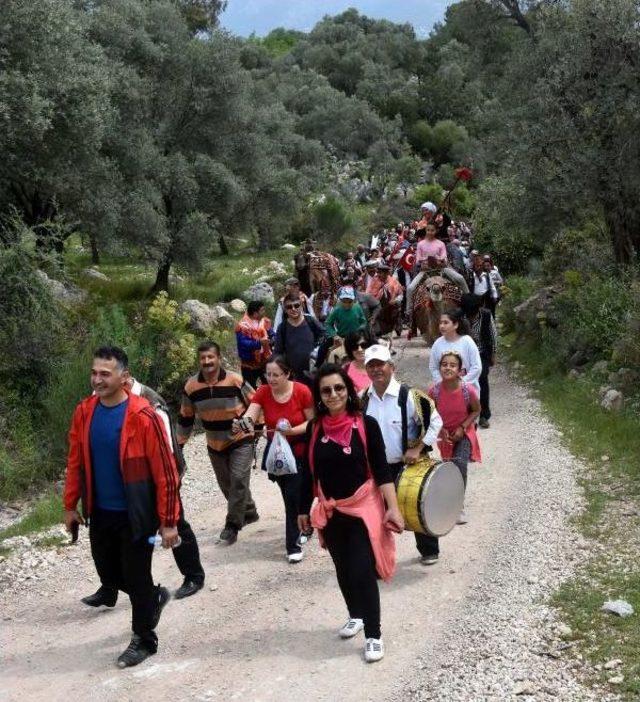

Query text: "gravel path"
[0, 337, 615, 701]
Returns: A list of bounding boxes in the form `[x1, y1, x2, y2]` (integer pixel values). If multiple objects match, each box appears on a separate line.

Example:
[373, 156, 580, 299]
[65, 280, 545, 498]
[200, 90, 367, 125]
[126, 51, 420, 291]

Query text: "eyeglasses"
[320, 383, 347, 397]
[285, 303, 301, 310]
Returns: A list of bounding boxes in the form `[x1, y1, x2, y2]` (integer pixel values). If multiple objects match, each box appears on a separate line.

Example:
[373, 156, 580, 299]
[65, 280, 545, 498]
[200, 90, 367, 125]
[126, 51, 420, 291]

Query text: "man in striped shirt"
[177, 341, 258, 545]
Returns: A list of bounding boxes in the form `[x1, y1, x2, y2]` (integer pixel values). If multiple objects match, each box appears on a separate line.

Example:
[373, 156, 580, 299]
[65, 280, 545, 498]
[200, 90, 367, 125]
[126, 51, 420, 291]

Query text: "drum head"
[420, 461, 465, 537]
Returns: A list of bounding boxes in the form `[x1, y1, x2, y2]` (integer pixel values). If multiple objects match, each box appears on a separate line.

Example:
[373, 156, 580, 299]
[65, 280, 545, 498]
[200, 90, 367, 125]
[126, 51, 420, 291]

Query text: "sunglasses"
[320, 383, 347, 397]
[285, 302, 301, 310]
[354, 341, 369, 350]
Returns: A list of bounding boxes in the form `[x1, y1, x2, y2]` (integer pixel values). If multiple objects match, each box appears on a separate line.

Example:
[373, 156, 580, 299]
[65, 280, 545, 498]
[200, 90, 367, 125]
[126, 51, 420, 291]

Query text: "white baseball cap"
[364, 344, 392, 365]
[420, 201, 437, 213]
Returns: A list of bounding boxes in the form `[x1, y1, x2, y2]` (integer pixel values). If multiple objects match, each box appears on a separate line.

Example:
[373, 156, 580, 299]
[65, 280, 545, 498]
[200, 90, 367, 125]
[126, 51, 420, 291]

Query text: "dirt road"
[0, 338, 607, 701]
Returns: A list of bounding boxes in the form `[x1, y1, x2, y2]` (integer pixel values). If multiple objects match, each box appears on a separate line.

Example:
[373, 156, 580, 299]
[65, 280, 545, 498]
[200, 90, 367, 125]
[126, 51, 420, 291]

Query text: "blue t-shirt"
[90, 399, 128, 511]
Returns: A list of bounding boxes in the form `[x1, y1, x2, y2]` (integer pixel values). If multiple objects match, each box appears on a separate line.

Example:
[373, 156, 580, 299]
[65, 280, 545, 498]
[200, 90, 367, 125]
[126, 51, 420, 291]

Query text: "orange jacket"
[64, 392, 180, 538]
[366, 274, 403, 303]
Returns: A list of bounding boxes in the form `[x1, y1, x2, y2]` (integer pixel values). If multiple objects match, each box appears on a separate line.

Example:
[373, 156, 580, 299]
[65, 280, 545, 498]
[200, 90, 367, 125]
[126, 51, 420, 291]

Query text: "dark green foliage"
[313, 197, 355, 242]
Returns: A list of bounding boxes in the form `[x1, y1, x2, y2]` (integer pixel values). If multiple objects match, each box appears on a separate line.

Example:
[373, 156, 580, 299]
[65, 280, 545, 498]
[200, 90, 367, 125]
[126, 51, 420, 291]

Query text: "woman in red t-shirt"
[235, 356, 314, 563]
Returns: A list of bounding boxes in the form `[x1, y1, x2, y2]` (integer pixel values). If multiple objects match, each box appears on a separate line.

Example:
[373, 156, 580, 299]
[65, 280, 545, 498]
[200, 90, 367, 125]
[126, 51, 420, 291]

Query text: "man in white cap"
[361, 344, 444, 566]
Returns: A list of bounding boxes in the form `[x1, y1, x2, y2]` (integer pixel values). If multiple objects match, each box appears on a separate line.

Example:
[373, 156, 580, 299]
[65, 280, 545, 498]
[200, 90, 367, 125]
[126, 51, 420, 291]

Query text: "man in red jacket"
[63, 346, 181, 668]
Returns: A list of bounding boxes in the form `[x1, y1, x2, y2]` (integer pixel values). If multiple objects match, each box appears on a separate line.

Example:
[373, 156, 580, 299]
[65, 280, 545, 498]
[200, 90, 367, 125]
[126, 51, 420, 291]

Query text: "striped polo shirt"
[177, 368, 254, 453]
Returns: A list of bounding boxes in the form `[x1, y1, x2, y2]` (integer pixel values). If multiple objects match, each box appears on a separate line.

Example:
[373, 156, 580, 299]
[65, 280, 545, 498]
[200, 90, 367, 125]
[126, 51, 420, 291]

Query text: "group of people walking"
[62, 203, 499, 668]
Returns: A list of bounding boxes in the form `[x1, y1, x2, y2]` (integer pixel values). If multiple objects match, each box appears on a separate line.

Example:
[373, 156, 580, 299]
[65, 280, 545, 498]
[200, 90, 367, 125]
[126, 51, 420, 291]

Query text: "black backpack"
[362, 384, 431, 453]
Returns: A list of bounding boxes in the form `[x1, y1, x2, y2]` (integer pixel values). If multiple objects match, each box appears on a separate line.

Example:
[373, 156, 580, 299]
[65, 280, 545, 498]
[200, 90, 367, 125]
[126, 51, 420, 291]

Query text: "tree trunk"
[257, 226, 270, 251]
[604, 206, 636, 265]
[90, 234, 100, 264]
[152, 256, 172, 295]
[219, 233, 229, 256]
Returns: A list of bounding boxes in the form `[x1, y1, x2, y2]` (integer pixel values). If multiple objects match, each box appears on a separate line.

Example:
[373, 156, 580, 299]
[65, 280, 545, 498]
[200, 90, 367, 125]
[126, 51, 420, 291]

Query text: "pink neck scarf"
[321, 411, 355, 448]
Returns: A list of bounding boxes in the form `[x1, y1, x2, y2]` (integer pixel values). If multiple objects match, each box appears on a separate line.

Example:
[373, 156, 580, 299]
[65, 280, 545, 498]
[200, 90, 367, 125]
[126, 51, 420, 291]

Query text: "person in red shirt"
[233, 356, 314, 563]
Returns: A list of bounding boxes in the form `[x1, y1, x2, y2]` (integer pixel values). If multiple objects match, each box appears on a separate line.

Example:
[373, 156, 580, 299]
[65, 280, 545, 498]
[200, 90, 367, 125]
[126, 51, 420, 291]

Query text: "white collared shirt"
[364, 377, 442, 464]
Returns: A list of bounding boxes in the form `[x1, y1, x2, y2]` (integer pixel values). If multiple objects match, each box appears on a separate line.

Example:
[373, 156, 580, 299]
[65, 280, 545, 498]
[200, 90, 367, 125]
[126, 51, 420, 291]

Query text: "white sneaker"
[287, 552, 303, 564]
[364, 637, 385, 662]
[338, 618, 364, 639]
[456, 510, 468, 525]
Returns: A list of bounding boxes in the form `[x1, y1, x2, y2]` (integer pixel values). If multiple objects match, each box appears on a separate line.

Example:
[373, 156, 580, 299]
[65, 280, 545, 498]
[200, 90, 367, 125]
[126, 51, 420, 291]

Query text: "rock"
[513, 286, 560, 331]
[281, 243, 297, 250]
[603, 659, 622, 670]
[210, 305, 234, 330]
[229, 298, 247, 314]
[179, 299, 234, 333]
[601, 389, 624, 412]
[591, 360, 609, 376]
[601, 455, 610, 462]
[602, 599, 634, 617]
[513, 680, 537, 696]
[567, 369, 581, 380]
[81, 267, 109, 282]
[35, 270, 87, 305]
[610, 367, 640, 388]
[242, 282, 274, 304]
[608, 675, 624, 685]
[556, 624, 572, 638]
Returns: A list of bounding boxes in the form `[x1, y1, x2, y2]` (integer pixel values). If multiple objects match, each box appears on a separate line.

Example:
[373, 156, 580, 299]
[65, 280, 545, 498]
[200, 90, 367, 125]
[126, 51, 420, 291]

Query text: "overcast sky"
[221, 1, 454, 38]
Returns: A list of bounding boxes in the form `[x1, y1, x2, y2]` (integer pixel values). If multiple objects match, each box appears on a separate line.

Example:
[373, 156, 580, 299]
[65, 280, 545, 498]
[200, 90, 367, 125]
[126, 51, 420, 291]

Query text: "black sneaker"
[174, 579, 204, 600]
[116, 635, 155, 668]
[150, 585, 171, 629]
[219, 525, 238, 545]
[81, 586, 118, 608]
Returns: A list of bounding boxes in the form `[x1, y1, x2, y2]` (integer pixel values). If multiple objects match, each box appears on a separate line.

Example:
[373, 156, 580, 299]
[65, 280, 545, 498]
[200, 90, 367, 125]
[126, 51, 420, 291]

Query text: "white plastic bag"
[265, 431, 297, 477]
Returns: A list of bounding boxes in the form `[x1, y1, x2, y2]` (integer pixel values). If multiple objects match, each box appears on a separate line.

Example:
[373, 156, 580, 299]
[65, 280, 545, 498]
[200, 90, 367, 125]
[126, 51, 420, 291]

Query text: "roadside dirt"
[0, 337, 601, 701]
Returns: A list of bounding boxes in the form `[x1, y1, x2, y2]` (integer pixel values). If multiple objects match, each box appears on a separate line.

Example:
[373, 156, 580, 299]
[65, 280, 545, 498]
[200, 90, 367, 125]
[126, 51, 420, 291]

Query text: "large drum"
[396, 458, 465, 537]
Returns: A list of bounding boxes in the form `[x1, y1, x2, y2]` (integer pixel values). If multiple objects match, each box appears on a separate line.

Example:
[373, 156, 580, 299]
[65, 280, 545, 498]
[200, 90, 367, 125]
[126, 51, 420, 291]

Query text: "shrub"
[313, 196, 355, 243]
[135, 293, 197, 401]
[473, 176, 542, 274]
[541, 221, 614, 281]
[0, 244, 66, 395]
[500, 275, 536, 333]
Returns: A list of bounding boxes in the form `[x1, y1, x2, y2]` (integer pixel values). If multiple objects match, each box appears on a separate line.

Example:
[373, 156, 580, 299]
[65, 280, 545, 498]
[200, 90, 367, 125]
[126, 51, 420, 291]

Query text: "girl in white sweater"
[428, 309, 482, 394]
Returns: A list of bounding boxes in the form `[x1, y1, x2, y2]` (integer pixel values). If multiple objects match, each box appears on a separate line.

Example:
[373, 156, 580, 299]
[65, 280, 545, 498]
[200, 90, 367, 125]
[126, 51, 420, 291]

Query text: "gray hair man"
[361, 344, 444, 566]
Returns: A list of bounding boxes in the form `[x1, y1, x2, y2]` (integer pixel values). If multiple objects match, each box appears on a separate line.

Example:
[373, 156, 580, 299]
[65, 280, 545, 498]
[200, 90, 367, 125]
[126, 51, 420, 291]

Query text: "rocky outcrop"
[242, 282, 274, 304]
[513, 286, 560, 331]
[229, 298, 247, 314]
[600, 388, 624, 412]
[35, 270, 87, 305]
[179, 299, 235, 333]
[81, 267, 109, 282]
[254, 260, 288, 283]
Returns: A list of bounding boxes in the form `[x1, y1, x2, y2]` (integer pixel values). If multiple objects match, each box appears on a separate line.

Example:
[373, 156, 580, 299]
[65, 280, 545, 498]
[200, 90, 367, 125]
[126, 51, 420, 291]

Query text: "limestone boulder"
[242, 282, 274, 305]
[36, 270, 87, 305]
[229, 299, 247, 314]
[601, 389, 624, 412]
[82, 267, 110, 282]
[179, 299, 234, 333]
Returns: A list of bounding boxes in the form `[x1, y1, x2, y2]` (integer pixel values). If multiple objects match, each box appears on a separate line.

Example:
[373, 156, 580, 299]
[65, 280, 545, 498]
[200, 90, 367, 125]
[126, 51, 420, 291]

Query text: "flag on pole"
[398, 246, 416, 272]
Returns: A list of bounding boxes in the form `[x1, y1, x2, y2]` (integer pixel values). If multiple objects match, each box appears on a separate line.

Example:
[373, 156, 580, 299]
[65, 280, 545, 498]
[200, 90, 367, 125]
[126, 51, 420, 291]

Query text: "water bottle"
[296, 528, 313, 547]
[148, 534, 182, 548]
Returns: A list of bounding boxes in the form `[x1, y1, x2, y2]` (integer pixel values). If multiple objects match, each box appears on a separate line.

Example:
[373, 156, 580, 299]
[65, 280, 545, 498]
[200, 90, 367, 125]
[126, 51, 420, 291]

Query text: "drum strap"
[398, 384, 409, 454]
[361, 384, 410, 454]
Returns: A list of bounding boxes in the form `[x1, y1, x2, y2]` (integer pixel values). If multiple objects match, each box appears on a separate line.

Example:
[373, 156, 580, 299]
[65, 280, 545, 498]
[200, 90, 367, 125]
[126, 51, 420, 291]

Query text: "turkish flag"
[399, 247, 416, 272]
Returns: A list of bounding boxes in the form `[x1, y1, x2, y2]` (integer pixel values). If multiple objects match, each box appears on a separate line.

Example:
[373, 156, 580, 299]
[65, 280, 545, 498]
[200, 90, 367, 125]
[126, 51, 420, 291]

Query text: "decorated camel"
[412, 274, 462, 345]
